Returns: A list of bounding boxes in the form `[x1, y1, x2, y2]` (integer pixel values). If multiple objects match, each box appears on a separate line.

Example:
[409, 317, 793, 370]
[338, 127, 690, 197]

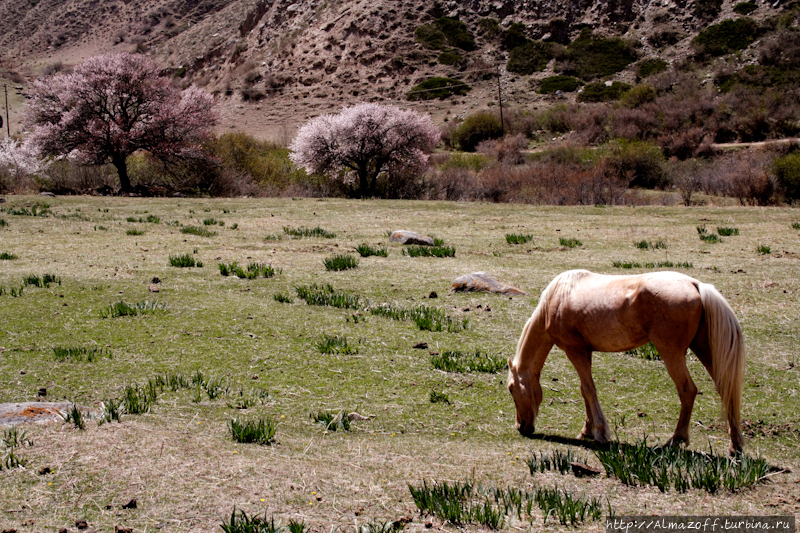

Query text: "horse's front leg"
[564, 348, 611, 443]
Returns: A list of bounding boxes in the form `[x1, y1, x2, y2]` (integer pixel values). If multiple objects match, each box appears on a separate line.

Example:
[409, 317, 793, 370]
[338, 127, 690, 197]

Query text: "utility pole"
[496, 66, 504, 135]
[3, 84, 9, 137]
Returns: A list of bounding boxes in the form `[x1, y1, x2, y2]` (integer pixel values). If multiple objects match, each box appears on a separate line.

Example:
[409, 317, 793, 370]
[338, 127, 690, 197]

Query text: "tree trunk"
[112, 154, 132, 193]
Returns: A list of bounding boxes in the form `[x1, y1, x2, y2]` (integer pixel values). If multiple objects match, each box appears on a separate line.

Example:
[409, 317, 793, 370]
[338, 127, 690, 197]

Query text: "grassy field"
[0, 195, 798, 532]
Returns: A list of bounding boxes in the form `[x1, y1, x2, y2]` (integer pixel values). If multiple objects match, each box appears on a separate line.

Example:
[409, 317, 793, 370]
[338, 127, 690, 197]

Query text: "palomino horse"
[507, 270, 745, 454]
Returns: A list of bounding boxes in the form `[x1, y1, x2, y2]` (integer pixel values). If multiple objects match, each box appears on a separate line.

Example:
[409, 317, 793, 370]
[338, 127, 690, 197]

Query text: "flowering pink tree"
[289, 103, 440, 198]
[25, 53, 216, 193]
[0, 137, 50, 187]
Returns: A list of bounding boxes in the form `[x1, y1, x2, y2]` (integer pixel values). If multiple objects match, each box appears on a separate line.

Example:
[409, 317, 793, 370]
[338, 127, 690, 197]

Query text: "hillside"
[0, 0, 797, 141]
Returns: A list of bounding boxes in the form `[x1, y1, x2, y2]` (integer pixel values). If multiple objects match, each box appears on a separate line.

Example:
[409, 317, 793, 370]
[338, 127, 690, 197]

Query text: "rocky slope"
[0, 0, 791, 139]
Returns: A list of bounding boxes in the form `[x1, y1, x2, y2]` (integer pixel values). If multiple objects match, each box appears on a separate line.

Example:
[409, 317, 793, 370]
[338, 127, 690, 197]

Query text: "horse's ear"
[507, 357, 514, 371]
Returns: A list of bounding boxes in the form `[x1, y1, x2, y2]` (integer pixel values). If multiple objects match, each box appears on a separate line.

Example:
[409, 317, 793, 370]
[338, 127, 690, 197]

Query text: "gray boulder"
[451, 272, 527, 295]
[389, 230, 434, 246]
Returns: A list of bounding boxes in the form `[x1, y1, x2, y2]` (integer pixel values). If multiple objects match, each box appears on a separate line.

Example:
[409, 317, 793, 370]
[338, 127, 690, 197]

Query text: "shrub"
[169, 253, 202, 267]
[453, 112, 503, 152]
[562, 29, 639, 80]
[607, 139, 666, 188]
[695, 0, 723, 20]
[229, 417, 277, 445]
[577, 82, 631, 103]
[692, 18, 759, 57]
[407, 77, 471, 101]
[438, 51, 465, 66]
[733, 1, 757, 15]
[538, 75, 580, 94]
[622, 84, 657, 108]
[506, 41, 553, 75]
[773, 152, 800, 203]
[637, 58, 669, 79]
[415, 17, 476, 51]
[323, 254, 359, 271]
[501, 22, 529, 50]
[476, 134, 528, 165]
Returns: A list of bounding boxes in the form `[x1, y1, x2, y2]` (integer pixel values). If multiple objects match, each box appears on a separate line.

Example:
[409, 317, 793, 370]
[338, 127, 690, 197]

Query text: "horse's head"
[507, 358, 539, 437]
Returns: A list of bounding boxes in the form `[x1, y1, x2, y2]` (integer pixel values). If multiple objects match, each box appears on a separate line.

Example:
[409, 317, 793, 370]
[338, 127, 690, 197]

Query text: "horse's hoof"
[665, 436, 687, 448]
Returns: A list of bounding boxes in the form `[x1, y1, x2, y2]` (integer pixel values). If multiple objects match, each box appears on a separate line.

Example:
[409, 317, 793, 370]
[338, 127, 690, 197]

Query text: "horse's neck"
[514, 309, 553, 375]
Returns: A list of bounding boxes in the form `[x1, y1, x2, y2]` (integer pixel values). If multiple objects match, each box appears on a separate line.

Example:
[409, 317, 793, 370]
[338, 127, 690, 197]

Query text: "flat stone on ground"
[451, 272, 527, 295]
[389, 230, 434, 246]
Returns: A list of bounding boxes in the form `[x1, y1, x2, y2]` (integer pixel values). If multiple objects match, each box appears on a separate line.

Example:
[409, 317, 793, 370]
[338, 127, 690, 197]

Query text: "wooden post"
[3, 84, 9, 137]
[496, 66, 504, 135]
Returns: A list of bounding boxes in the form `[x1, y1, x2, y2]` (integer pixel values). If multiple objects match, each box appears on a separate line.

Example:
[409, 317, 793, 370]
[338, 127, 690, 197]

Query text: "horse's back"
[545, 270, 703, 352]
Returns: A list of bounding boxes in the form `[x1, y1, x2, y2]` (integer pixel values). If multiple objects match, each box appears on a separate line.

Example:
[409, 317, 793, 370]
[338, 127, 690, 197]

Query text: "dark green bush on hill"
[453, 112, 503, 152]
[561, 29, 639, 80]
[733, 1, 758, 15]
[637, 58, 668, 79]
[477, 18, 500, 38]
[507, 41, 554, 75]
[696, 0, 723, 20]
[608, 140, 667, 189]
[438, 51, 465, 66]
[538, 75, 581, 94]
[415, 17, 476, 51]
[501, 22, 529, 50]
[577, 81, 631, 102]
[692, 18, 759, 57]
[407, 77, 471, 101]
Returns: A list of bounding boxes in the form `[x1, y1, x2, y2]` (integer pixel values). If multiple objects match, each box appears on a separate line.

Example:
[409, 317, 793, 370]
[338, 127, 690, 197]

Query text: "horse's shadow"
[526, 432, 605, 451]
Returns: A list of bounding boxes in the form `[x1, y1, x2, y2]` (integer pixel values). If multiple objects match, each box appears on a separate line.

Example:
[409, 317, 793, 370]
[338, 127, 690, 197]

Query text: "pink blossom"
[290, 103, 440, 197]
[25, 53, 216, 193]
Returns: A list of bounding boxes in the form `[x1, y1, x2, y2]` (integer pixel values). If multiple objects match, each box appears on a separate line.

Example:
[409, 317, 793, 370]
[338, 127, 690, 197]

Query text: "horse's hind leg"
[564, 348, 611, 443]
[658, 346, 698, 447]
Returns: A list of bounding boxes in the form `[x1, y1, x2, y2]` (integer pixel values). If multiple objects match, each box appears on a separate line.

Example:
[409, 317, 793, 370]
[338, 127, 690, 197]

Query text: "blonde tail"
[698, 282, 745, 448]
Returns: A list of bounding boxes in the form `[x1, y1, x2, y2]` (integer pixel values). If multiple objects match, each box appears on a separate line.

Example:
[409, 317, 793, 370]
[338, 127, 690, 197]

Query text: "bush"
[562, 29, 639, 80]
[538, 75, 581, 94]
[607, 139, 667, 188]
[501, 22, 529, 50]
[452, 112, 503, 152]
[733, 1, 757, 15]
[438, 51, 465, 66]
[415, 17, 475, 51]
[577, 82, 631, 103]
[773, 152, 800, 202]
[695, 0, 723, 20]
[621, 84, 657, 108]
[637, 58, 668, 79]
[407, 77, 471, 101]
[692, 18, 759, 57]
[477, 134, 528, 165]
[506, 41, 553, 75]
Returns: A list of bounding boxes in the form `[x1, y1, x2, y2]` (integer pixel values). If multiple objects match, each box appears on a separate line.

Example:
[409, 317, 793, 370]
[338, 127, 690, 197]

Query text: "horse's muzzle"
[516, 421, 535, 438]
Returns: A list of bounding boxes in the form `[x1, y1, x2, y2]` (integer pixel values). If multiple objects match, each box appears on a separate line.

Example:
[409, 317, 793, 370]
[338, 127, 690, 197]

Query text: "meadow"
[0, 195, 798, 532]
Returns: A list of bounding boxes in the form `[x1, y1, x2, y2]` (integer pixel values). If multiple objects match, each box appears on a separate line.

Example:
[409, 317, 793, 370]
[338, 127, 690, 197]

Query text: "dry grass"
[0, 195, 798, 531]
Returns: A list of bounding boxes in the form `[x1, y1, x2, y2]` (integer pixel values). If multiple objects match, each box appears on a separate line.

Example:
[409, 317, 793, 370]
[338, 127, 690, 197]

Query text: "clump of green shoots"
[61, 403, 86, 430]
[273, 292, 293, 303]
[697, 225, 722, 243]
[53, 346, 111, 362]
[595, 438, 771, 493]
[403, 245, 455, 258]
[625, 342, 661, 360]
[170, 253, 203, 267]
[181, 225, 216, 237]
[228, 417, 277, 445]
[430, 350, 506, 373]
[283, 226, 336, 238]
[0, 252, 16, 260]
[506, 234, 533, 244]
[559, 237, 582, 248]
[316, 334, 358, 354]
[99, 300, 167, 318]
[23, 274, 61, 288]
[323, 254, 359, 271]
[219, 262, 278, 279]
[355, 244, 388, 257]
[526, 448, 585, 475]
[311, 410, 351, 432]
[634, 240, 667, 250]
[295, 283, 361, 309]
[203, 218, 224, 226]
[430, 390, 451, 404]
[717, 227, 739, 236]
[1, 427, 31, 470]
[370, 303, 468, 332]
[220, 509, 283, 533]
[757, 244, 771, 255]
[126, 229, 145, 236]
